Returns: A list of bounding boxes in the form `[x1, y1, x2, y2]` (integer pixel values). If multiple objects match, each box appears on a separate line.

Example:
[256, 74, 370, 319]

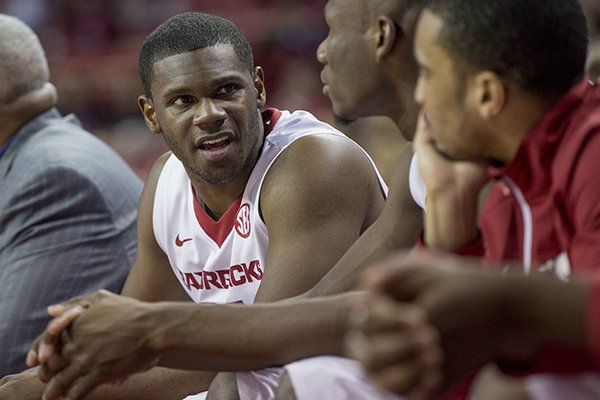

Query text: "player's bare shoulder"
[260, 133, 385, 232]
[265, 134, 381, 193]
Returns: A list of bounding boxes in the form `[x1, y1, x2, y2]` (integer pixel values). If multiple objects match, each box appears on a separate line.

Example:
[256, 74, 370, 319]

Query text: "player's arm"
[33, 290, 357, 400]
[305, 142, 423, 297]
[413, 112, 488, 251]
[120, 151, 191, 303]
[0, 367, 216, 400]
[254, 133, 386, 302]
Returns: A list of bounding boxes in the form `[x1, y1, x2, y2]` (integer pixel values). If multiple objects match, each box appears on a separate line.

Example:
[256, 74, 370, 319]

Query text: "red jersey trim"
[192, 189, 243, 248]
[262, 108, 282, 135]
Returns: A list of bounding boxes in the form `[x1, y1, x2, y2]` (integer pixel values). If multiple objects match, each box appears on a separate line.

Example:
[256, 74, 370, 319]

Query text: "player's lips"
[320, 71, 330, 96]
[422, 111, 433, 139]
[195, 133, 233, 149]
[195, 133, 234, 160]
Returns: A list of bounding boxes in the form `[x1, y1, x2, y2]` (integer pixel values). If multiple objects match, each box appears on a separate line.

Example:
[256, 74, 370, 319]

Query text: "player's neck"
[191, 176, 249, 222]
[203, 203, 222, 221]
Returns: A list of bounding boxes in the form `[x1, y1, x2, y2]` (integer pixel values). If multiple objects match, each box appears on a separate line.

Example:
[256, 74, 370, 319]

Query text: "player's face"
[413, 10, 483, 161]
[143, 44, 265, 185]
[317, 0, 379, 123]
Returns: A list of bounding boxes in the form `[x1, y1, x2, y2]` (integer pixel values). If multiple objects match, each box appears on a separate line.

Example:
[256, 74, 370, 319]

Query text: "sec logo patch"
[235, 203, 251, 238]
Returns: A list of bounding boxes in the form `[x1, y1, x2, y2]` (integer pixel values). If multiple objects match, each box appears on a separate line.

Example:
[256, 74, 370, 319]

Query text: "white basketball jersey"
[153, 108, 387, 305]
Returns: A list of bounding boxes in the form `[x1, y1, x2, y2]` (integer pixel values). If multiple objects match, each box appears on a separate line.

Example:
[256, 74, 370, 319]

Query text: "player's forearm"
[503, 276, 588, 356]
[84, 369, 213, 400]
[4, 368, 213, 400]
[307, 191, 422, 297]
[307, 220, 409, 297]
[424, 189, 480, 251]
[150, 295, 354, 371]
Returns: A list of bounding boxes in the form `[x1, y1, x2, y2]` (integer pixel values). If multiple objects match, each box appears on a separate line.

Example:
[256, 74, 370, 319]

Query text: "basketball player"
[35, 1, 600, 400]
[20, 1, 434, 399]
[12, 10, 388, 400]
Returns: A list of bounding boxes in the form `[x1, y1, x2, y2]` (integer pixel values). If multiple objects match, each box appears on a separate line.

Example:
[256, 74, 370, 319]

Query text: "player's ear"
[138, 95, 162, 134]
[473, 71, 506, 119]
[375, 15, 397, 60]
[254, 66, 266, 108]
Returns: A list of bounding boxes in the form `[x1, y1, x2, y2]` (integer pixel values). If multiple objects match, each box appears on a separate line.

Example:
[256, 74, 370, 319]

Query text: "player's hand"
[35, 290, 161, 400]
[413, 110, 489, 250]
[345, 292, 443, 400]
[0, 368, 45, 400]
[27, 290, 112, 368]
[413, 110, 488, 199]
[356, 251, 535, 395]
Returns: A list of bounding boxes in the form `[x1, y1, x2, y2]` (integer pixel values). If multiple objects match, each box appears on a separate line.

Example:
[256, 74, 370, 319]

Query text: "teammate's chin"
[324, 89, 357, 126]
[333, 113, 356, 126]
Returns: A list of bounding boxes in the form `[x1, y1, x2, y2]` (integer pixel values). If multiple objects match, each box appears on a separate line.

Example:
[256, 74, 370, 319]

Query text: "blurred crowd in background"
[0, 0, 404, 180]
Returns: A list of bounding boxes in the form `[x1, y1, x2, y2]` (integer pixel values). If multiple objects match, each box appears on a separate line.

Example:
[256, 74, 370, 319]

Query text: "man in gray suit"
[0, 14, 142, 376]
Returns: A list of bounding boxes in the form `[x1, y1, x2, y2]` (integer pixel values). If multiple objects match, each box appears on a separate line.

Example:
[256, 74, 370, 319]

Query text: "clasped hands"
[26, 290, 161, 400]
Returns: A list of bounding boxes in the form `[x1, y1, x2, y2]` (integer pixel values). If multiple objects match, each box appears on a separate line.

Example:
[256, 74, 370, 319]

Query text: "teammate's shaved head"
[378, 0, 423, 27]
[352, 0, 423, 30]
[0, 14, 49, 105]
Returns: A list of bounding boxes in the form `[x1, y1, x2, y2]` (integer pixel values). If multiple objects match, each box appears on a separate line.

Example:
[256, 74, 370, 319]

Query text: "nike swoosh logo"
[175, 234, 193, 247]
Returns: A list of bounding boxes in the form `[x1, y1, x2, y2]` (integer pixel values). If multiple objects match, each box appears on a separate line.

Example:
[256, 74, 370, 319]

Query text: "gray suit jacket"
[0, 108, 142, 376]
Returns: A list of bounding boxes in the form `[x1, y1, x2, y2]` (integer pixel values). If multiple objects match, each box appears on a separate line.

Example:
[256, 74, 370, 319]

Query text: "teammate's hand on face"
[413, 110, 488, 200]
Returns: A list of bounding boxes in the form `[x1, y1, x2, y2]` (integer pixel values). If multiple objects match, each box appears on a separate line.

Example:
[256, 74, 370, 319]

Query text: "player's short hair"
[425, 0, 588, 97]
[139, 12, 254, 98]
[0, 14, 48, 104]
